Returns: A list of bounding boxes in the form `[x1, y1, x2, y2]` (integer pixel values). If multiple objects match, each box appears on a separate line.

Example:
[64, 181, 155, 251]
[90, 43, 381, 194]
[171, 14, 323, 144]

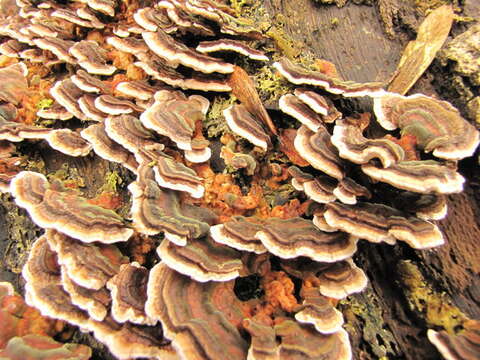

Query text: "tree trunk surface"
[0, 1, 479, 360]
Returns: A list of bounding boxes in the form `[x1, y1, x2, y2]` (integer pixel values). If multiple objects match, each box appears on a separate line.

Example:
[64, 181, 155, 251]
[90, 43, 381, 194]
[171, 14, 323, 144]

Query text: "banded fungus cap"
[373, 92, 480, 160]
[10, 171, 134, 243]
[255, 217, 358, 263]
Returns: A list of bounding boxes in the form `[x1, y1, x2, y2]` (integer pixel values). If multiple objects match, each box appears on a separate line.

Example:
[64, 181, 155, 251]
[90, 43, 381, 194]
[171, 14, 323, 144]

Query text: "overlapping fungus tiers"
[10, 171, 133, 243]
[157, 235, 244, 282]
[153, 155, 205, 198]
[210, 216, 266, 254]
[294, 287, 344, 334]
[331, 118, 405, 168]
[280, 257, 368, 300]
[373, 93, 480, 160]
[279, 93, 325, 132]
[45, 229, 129, 290]
[86, 318, 178, 360]
[324, 202, 444, 249]
[196, 39, 269, 61]
[80, 123, 139, 172]
[107, 262, 153, 325]
[361, 160, 465, 194]
[294, 125, 344, 179]
[224, 103, 270, 151]
[145, 263, 249, 360]
[242, 317, 353, 360]
[256, 217, 358, 262]
[274, 320, 352, 360]
[61, 270, 111, 321]
[0, 62, 28, 105]
[142, 29, 235, 74]
[139, 90, 209, 151]
[1, 0, 479, 358]
[104, 115, 157, 155]
[22, 236, 90, 328]
[128, 165, 214, 243]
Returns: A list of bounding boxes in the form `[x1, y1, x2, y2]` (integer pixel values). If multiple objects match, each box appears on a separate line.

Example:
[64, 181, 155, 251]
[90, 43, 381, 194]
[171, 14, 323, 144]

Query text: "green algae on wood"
[204, 95, 236, 138]
[97, 171, 123, 193]
[341, 289, 398, 358]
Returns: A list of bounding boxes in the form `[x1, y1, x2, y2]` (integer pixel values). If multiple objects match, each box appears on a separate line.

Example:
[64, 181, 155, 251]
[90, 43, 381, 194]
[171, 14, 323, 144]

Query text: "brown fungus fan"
[0, 0, 477, 359]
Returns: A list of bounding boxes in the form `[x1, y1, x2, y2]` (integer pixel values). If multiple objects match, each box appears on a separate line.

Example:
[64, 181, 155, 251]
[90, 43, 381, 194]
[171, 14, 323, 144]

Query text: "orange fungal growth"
[262, 271, 299, 313]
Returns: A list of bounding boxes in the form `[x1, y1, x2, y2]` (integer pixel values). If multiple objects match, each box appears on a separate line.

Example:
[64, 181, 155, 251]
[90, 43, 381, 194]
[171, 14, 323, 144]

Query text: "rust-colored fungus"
[0, 281, 64, 350]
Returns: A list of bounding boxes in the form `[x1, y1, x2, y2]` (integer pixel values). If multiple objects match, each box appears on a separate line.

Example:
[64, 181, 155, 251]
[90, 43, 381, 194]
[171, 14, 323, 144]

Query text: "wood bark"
[0, 1, 479, 360]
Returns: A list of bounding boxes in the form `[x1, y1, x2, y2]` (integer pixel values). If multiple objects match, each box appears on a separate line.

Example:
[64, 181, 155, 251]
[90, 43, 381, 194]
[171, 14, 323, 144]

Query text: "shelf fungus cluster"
[0, 0, 478, 359]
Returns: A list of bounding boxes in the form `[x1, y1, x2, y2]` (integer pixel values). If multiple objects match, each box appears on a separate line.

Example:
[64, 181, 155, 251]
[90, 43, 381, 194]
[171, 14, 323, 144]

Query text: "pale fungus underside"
[0, 0, 478, 359]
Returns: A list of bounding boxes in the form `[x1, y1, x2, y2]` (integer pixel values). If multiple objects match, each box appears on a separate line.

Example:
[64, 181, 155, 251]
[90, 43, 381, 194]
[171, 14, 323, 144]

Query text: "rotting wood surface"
[0, 1, 478, 359]
[263, 0, 480, 359]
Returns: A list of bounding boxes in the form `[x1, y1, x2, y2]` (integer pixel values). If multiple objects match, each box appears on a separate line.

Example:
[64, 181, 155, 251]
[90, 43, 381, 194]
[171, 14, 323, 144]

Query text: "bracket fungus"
[196, 39, 268, 61]
[0, 0, 478, 359]
[10, 171, 133, 243]
[140, 89, 210, 151]
[224, 104, 270, 151]
[157, 235, 244, 282]
[128, 164, 213, 244]
[210, 216, 267, 254]
[323, 202, 444, 249]
[373, 92, 480, 160]
[274, 57, 385, 97]
[428, 320, 480, 360]
[255, 217, 358, 263]
[145, 263, 249, 360]
[294, 125, 344, 179]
